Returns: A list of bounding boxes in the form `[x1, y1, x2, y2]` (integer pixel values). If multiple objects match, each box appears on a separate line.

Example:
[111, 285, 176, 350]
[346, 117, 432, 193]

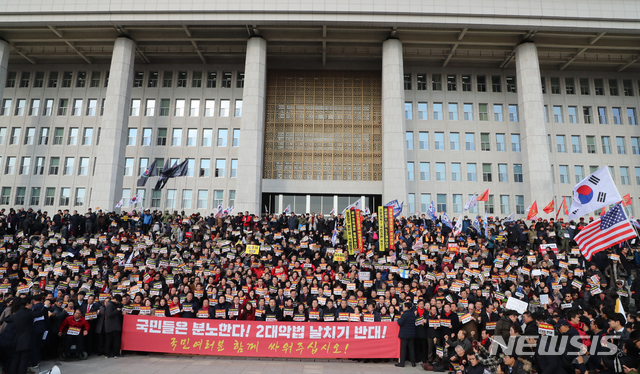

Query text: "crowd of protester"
[0, 206, 639, 374]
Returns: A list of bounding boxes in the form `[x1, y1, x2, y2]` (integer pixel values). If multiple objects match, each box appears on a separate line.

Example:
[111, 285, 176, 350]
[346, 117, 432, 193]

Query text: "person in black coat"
[396, 302, 417, 368]
[104, 295, 123, 358]
[5, 296, 49, 374]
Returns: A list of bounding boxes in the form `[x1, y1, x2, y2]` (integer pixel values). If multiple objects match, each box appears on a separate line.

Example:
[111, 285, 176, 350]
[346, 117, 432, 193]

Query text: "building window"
[417, 74, 427, 90]
[594, 79, 604, 95]
[61, 71, 72, 87]
[9, 127, 20, 145]
[166, 189, 177, 209]
[236, 72, 244, 88]
[452, 194, 463, 213]
[1, 99, 11, 116]
[191, 71, 202, 88]
[151, 190, 161, 208]
[18, 72, 30, 88]
[448, 103, 458, 121]
[481, 133, 490, 151]
[74, 188, 85, 206]
[506, 76, 516, 93]
[19, 157, 30, 175]
[482, 163, 492, 182]
[550, 77, 561, 94]
[403, 74, 412, 90]
[553, 106, 563, 123]
[602, 136, 611, 154]
[580, 78, 590, 95]
[467, 163, 477, 182]
[463, 103, 473, 121]
[233, 129, 240, 147]
[59, 187, 70, 206]
[436, 194, 446, 213]
[159, 99, 170, 116]
[574, 165, 584, 182]
[612, 107, 622, 125]
[63, 157, 74, 175]
[207, 71, 217, 87]
[420, 162, 429, 181]
[136, 128, 150, 146]
[432, 74, 442, 90]
[176, 71, 187, 87]
[171, 128, 182, 146]
[515, 195, 525, 215]
[133, 71, 144, 87]
[513, 164, 523, 183]
[404, 102, 412, 119]
[182, 190, 193, 209]
[405, 132, 413, 150]
[234, 100, 243, 117]
[419, 132, 428, 150]
[583, 106, 592, 124]
[222, 72, 232, 88]
[29, 99, 40, 116]
[14, 187, 25, 206]
[200, 159, 210, 177]
[511, 134, 520, 152]
[571, 135, 581, 153]
[217, 129, 228, 147]
[449, 132, 460, 151]
[0, 187, 11, 205]
[492, 75, 501, 92]
[124, 158, 133, 176]
[188, 99, 200, 117]
[609, 79, 619, 96]
[187, 128, 197, 146]
[215, 159, 226, 177]
[83, 99, 96, 116]
[500, 195, 510, 215]
[496, 134, 505, 152]
[407, 162, 414, 181]
[174, 99, 185, 116]
[508, 104, 518, 122]
[127, 128, 137, 146]
[568, 106, 578, 123]
[34, 157, 44, 175]
[623, 79, 634, 96]
[451, 163, 461, 182]
[434, 132, 444, 150]
[631, 137, 639, 155]
[197, 190, 208, 209]
[202, 129, 213, 147]
[57, 99, 68, 116]
[138, 158, 149, 177]
[465, 133, 475, 151]
[220, 100, 230, 117]
[436, 163, 445, 181]
[15, 99, 25, 116]
[205, 100, 215, 117]
[636, 167, 640, 185]
[616, 136, 626, 154]
[498, 164, 508, 182]
[420, 194, 431, 212]
[432, 103, 442, 120]
[47, 71, 58, 88]
[586, 136, 596, 154]
[30, 187, 40, 206]
[49, 157, 59, 175]
[212, 190, 223, 208]
[565, 78, 575, 94]
[157, 128, 167, 146]
[447, 74, 457, 91]
[43, 187, 55, 206]
[477, 75, 486, 92]
[418, 102, 427, 120]
[556, 135, 566, 153]
[559, 165, 570, 184]
[478, 104, 488, 121]
[462, 75, 472, 91]
[79, 157, 89, 176]
[627, 108, 637, 125]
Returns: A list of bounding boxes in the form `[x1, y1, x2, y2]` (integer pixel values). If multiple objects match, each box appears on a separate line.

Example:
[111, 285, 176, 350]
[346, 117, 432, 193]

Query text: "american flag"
[575, 203, 636, 260]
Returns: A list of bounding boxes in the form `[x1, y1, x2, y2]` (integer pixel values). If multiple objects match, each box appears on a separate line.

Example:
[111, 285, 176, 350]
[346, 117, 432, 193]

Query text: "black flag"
[136, 160, 157, 187]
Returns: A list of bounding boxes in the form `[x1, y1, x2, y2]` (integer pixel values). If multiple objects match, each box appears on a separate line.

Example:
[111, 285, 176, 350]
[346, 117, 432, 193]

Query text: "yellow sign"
[246, 245, 260, 255]
[334, 252, 346, 262]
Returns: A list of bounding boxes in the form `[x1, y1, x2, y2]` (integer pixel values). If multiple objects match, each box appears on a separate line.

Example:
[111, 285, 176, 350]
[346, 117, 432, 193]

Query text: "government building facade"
[0, 0, 639, 218]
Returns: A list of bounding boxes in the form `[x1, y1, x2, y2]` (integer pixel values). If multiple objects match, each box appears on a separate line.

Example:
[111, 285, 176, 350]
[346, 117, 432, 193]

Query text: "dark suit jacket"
[104, 301, 122, 333]
[397, 309, 417, 339]
[6, 306, 48, 351]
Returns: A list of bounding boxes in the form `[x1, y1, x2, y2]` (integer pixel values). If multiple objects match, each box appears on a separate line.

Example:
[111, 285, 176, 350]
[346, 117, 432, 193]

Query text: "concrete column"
[89, 38, 135, 210]
[381, 39, 408, 206]
[515, 42, 553, 208]
[0, 41, 10, 103]
[235, 37, 267, 214]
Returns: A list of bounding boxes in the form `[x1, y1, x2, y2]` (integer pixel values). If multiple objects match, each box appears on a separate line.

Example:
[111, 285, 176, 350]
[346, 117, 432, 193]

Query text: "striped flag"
[575, 203, 636, 261]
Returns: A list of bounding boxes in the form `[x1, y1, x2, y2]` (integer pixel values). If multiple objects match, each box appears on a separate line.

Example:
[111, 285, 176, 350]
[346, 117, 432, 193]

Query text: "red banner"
[122, 315, 400, 359]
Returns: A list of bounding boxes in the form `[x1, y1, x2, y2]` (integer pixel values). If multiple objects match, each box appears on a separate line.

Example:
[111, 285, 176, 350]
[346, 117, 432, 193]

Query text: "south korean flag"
[568, 166, 621, 220]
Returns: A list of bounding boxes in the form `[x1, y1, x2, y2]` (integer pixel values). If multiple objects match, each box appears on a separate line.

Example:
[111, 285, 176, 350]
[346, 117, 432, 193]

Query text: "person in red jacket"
[59, 309, 90, 336]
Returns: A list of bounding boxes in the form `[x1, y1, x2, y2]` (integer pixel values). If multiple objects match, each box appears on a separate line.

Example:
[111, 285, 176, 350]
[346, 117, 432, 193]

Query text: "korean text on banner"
[345, 210, 363, 255]
[122, 315, 400, 359]
[377, 206, 395, 253]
